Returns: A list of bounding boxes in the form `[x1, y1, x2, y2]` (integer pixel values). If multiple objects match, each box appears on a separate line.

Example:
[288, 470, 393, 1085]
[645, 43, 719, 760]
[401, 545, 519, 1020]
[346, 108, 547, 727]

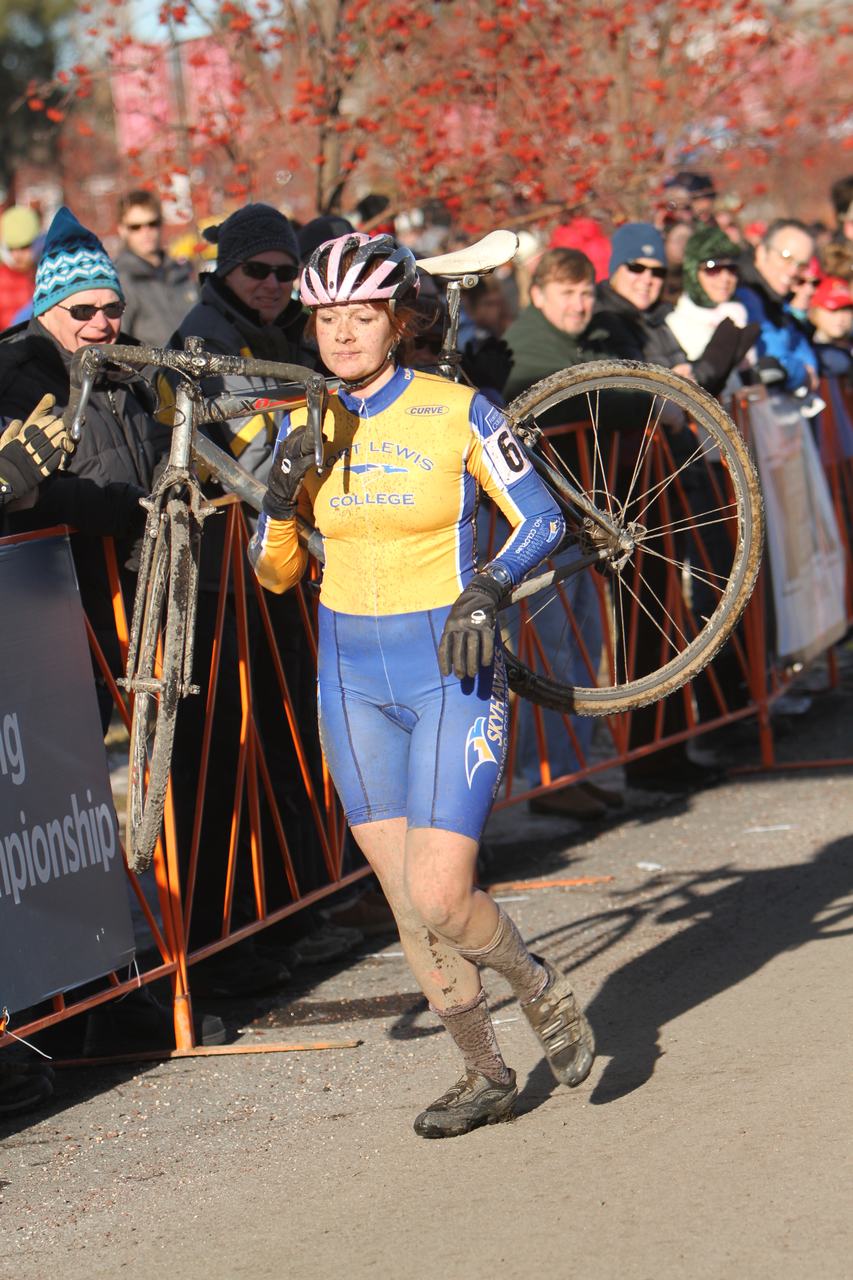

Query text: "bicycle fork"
[121, 380, 216, 703]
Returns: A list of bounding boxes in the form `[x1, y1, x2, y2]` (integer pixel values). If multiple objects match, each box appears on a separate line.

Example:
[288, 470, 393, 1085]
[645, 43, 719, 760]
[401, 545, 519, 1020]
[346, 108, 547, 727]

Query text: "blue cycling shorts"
[317, 604, 509, 841]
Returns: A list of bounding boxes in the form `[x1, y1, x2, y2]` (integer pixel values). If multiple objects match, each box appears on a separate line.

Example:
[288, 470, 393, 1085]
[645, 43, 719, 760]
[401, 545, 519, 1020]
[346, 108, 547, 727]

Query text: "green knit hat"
[682, 223, 740, 307]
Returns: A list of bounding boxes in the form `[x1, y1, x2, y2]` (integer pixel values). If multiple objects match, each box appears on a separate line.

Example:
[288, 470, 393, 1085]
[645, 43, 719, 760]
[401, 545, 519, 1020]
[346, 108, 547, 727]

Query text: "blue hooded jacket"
[735, 255, 816, 392]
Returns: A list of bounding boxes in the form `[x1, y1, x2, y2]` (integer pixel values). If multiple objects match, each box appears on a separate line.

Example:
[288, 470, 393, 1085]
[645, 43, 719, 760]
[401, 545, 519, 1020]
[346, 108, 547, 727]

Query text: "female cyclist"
[250, 233, 595, 1138]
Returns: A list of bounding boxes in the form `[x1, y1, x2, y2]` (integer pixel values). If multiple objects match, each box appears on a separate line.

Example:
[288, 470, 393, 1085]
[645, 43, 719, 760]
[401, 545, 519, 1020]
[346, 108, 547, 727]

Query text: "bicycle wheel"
[126, 498, 193, 873]
[500, 359, 763, 716]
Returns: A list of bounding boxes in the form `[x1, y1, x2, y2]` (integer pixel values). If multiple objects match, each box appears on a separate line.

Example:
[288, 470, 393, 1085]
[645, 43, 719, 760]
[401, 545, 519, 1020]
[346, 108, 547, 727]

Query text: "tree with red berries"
[16, 0, 853, 233]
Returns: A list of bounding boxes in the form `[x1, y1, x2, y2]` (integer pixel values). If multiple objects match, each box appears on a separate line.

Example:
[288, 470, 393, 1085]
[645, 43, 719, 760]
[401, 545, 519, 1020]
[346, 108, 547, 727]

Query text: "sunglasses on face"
[625, 261, 667, 280]
[125, 219, 162, 231]
[701, 260, 739, 277]
[796, 276, 821, 288]
[241, 260, 299, 283]
[59, 301, 126, 321]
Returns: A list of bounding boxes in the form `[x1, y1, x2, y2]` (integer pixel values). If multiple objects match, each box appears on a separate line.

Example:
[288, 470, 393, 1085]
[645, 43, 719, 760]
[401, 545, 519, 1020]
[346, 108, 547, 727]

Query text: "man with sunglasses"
[172, 202, 314, 485]
[736, 218, 818, 393]
[115, 190, 197, 348]
[0, 206, 169, 726]
[169, 203, 346, 992]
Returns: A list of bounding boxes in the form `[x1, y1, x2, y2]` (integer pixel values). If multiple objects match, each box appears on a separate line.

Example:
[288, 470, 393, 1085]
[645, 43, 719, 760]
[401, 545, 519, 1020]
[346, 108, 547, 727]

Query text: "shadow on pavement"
[555, 834, 853, 1103]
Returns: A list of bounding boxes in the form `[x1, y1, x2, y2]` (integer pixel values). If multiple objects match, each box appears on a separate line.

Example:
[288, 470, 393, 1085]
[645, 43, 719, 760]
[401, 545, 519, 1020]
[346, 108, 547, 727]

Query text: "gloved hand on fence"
[262, 426, 316, 521]
[461, 335, 514, 397]
[0, 395, 71, 502]
[692, 319, 761, 395]
[438, 571, 507, 679]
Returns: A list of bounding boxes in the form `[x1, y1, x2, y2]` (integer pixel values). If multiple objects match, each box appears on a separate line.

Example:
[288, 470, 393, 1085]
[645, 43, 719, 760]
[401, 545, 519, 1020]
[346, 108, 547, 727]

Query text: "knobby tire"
[502, 360, 764, 716]
[126, 499, 193, 873]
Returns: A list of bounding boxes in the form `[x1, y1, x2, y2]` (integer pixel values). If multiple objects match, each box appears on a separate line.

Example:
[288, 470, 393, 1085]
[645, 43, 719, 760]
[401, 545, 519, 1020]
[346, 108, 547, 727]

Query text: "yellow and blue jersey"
[249, 365, 564, 840]
[249, 365, 564, 613]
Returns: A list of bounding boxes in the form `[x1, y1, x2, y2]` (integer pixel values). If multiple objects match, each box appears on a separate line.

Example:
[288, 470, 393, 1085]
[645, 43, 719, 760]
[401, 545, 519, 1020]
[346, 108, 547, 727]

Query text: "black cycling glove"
[438, 571, 507, 680]
[262, 426, 316, 521]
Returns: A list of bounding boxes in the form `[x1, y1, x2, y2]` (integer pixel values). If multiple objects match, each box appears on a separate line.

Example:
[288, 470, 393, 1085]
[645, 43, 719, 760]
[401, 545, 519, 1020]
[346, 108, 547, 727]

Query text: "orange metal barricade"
[2, 383, 851, 1054]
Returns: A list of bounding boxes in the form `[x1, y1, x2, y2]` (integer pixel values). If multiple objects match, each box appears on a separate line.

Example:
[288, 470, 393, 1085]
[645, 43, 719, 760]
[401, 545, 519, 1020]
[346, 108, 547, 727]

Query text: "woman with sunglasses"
[786, 256, 823, 332]
[0, 206, 169, 728]
[596, 222, 756, 396]
[172, 203, 315, 486]
[665, 224, 754, 379]
[593, 223, 694, 373]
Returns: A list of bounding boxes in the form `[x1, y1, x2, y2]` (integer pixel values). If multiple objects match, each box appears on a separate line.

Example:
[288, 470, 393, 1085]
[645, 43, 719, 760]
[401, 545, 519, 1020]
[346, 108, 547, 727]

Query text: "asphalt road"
[2, 653, 851, 1280]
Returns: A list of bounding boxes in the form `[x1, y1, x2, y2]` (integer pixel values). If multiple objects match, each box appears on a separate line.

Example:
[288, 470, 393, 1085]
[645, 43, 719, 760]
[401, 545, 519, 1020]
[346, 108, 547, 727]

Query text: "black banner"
[0, 535, 134, 1013]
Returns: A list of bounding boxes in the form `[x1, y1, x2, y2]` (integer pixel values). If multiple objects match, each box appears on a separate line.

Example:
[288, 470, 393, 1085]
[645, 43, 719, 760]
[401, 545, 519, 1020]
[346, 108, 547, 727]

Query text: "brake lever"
[306, 374, 327, 474]
[60, 348, 104, 469]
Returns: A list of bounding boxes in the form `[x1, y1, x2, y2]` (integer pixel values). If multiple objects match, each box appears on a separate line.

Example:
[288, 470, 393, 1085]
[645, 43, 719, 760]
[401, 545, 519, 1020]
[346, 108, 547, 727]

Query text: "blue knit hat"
[609, 223, 666, 276]
[33, 207, 124, 317]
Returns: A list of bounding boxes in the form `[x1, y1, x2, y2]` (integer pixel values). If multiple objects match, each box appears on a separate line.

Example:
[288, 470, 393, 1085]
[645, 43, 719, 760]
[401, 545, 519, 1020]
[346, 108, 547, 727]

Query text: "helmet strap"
[339, 348, 396, 394]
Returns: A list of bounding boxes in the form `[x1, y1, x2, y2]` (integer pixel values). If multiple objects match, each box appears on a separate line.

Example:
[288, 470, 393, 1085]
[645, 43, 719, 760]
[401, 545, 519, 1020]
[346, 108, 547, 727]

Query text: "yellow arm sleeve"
[249, 515, 309, 594]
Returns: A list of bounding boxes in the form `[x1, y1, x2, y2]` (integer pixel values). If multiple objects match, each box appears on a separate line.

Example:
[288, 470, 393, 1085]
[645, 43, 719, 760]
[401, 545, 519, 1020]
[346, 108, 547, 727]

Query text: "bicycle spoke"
[615, 571, 629, 686]
[587, 388, 615, 519]
[628, 434, 726, 524]
[640, 504, 741, 541]
[540, 438, 586, 499]
[622, 394, 669, 514]
[617, 562, 689, 655]
[636, 542, 731, 594]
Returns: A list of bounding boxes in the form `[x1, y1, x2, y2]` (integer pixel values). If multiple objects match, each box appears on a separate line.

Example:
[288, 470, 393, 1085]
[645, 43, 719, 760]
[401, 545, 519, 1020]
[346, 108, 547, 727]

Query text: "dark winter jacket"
[171, 273, 316, 484]
[0, 318, 168, 538]
[594, 280, 752, 396]
[115, 248, 198, 349]
[594, 282, 687, 368]
[0, 319, 169, 648]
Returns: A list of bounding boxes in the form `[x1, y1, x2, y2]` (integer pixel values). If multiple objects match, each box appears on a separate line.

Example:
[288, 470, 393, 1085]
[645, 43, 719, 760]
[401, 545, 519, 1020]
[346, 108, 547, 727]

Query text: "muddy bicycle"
[62, 230, 763, 873]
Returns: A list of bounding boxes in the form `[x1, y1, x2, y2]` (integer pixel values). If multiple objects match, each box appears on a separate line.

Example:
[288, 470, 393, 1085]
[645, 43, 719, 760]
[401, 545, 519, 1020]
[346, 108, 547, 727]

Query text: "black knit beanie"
[205, 203, 300, 277]
[682, 223, 740, 307]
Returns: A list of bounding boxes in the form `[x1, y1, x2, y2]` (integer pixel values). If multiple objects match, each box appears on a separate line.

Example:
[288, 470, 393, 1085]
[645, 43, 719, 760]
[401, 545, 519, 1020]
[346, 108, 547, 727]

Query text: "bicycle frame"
[63, 338, 628, 615]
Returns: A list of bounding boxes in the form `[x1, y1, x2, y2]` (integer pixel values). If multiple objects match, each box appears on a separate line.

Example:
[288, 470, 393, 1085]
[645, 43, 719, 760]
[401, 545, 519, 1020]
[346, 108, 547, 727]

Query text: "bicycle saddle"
[418, 230, 519, 279]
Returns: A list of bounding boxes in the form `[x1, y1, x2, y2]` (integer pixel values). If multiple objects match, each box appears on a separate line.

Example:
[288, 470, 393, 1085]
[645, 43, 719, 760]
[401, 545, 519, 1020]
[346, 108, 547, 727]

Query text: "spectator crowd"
[1, 169, 852, 1115]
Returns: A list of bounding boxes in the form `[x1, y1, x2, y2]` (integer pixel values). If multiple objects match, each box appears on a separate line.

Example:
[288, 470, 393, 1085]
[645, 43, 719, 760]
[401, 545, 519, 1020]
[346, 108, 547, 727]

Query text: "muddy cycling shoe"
[413, 1068, 517, 1139]
[523, 956, 595, 1087]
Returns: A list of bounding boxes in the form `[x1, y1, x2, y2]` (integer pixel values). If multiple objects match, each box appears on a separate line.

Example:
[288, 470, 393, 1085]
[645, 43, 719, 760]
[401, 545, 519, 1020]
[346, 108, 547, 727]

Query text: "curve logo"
[405, 405, 449, 416]
[349, 463, 409, 474]
[465, 716, 497, 788]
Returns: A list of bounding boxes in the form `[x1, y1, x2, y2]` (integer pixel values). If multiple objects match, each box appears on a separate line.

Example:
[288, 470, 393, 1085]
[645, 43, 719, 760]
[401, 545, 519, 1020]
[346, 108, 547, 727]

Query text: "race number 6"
[497, 428, 525, 473]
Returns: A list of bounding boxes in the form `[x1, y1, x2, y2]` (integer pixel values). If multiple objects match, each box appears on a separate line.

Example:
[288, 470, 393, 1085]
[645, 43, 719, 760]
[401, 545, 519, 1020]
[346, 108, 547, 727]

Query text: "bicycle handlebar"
[63, 341, 328, 445]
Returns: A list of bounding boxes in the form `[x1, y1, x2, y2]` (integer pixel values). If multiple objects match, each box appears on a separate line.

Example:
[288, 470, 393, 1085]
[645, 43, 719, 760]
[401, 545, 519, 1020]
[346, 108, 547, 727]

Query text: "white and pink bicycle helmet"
[300, 232, 419, 307]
